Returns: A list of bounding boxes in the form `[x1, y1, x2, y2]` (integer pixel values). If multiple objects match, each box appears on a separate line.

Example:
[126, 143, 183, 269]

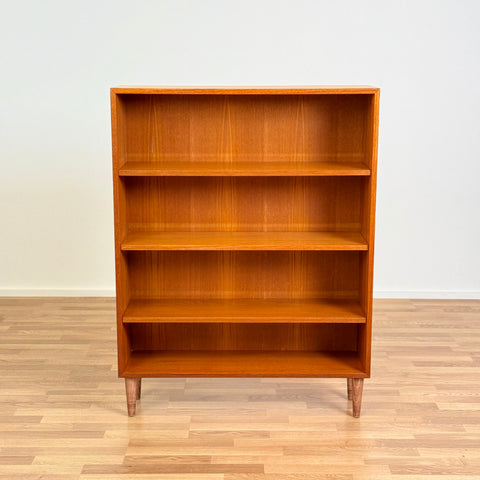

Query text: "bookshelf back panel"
[124, 177, 365, 232]
[119, 94, 372, 164]
[127, 251, 361, 300]
[129, 323, 358, 352]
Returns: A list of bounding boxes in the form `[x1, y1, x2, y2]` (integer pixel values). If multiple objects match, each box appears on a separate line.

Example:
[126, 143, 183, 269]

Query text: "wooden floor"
[0, 298, 479, 479]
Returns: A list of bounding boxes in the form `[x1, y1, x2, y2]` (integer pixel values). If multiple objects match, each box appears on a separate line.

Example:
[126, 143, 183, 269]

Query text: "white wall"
[1, 0, 479, 298]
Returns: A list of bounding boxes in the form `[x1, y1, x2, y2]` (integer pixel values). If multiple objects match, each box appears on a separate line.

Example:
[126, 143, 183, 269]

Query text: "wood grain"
[126, 251, 362, 300]
[124, 176, 365, 233]
[119, 159, 371, 176]
[125, 378, 140, 417]
[111, 91, 131, 375]
[121, 231, 368, 251]
[351, 378, 364, 417]
[124, 351, 366, 378]
[347, 378, 353, 400]
[119, 94, 372, 168]
[128, 323, 358, 353]
[123, 298, 366, 324]
[358, 90, 380, 377]
[0, 298, 479, 479]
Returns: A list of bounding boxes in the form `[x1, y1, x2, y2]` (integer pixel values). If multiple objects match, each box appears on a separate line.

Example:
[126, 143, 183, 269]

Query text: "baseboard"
[0, 288, 479, 299]
[0, 288, 115, 297]
[374, 290, 480, 300]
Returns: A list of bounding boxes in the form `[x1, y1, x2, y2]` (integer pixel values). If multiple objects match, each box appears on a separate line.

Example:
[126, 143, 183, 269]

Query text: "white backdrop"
[1, 0, 479, 298]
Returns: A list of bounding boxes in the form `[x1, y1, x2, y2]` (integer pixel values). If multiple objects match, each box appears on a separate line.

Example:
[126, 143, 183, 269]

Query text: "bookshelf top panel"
[112, 86, 379, 95]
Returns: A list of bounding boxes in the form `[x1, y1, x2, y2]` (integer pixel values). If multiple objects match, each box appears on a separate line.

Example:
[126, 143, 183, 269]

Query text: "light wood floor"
[0, 298, 479, 479]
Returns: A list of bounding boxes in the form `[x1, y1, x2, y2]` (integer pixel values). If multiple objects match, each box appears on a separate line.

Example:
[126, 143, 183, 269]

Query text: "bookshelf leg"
[125, 378, 140, 417]
[352, 378, 364, 418]
[137, 378, 142, 400]
[347, 378, 353, 400]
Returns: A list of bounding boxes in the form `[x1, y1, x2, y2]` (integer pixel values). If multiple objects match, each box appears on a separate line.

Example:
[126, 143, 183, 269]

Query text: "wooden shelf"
[123, 298, 366, 324]
[121, 231, 368, 251]
[119, 160, 371, 176]
[124, 350, 366, 378]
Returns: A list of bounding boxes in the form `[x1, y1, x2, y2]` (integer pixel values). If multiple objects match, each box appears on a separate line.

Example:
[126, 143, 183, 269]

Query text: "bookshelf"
[111, 86, 380, 417]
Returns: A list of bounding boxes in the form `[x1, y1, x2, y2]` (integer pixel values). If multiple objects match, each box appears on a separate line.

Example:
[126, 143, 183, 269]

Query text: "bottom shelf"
[123, 350, 366, 378]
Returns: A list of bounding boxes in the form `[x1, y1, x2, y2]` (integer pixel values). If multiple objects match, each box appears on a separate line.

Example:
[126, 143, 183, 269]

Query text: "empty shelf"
[121, 231, 368, 251]
[123, 298, 366, 324]
[119, 160, 371, 176]
[124, 350, 366, 378]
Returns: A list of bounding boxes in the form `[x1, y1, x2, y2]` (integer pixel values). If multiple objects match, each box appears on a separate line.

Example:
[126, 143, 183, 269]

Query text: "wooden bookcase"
[111, 87, 380, 417]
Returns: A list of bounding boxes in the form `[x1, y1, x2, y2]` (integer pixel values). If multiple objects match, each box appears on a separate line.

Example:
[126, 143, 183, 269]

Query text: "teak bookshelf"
[111, 86, 380, 417]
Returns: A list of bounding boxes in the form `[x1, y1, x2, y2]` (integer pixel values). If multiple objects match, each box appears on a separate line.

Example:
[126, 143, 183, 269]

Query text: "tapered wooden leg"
[137, 378, 142, 400]
[347, 378, 353, 400]
[125, 378, 140, 417]
[352, 378, 364, 418]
